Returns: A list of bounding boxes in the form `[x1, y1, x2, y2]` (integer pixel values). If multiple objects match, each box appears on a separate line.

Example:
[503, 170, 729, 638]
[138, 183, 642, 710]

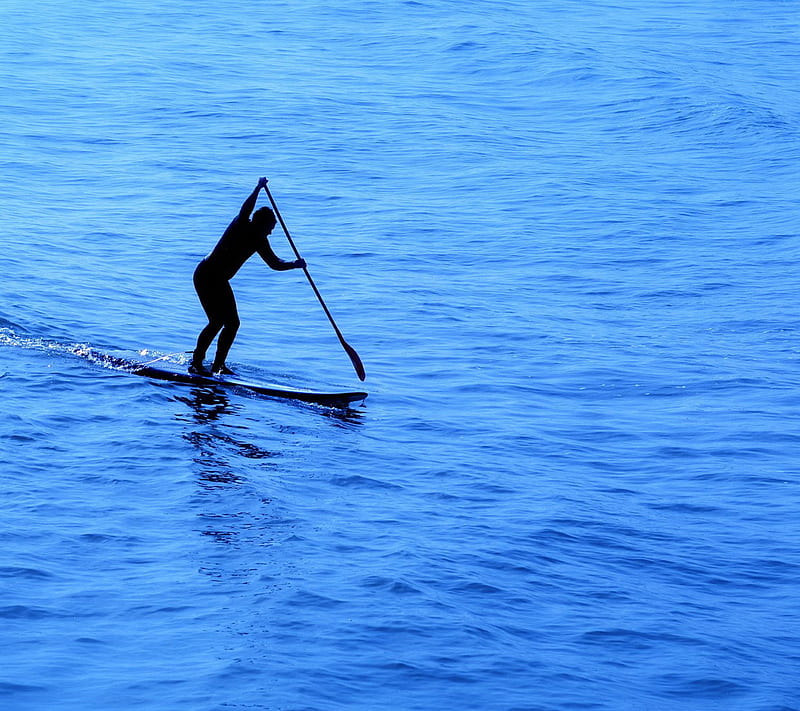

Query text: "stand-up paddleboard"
[134, 360, 367, 408]
[82, 349, 367, 408]
[0, 332, 367, 408]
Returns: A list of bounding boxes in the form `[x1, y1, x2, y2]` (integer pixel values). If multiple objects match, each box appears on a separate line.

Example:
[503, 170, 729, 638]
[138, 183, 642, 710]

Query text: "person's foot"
[189, 362, 211, 375]
[212, 364, 236, 376]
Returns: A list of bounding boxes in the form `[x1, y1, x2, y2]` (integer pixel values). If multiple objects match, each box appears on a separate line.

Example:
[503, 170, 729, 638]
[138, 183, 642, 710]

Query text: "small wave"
[0, 326, 183, 375]
[0, 681, 47, 694]
[0, 566, 54, 580]
[0, 327, 97, 363]
[0, 605, 64, 620]
[0, 316, 27, 332]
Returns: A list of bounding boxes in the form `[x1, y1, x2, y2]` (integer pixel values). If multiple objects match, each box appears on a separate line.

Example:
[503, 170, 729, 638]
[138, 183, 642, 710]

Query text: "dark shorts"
[193, 259, 238, 325]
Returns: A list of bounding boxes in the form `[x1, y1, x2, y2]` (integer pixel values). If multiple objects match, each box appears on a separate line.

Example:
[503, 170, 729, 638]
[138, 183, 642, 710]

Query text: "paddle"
[263, 182, 366, 382]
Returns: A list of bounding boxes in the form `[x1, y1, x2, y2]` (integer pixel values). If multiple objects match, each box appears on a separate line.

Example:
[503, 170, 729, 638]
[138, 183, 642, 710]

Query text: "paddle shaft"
[263, 183, 366, 381]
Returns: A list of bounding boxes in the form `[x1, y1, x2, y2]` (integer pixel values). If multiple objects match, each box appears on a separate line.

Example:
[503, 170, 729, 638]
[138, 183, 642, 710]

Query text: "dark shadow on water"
[174, 385, 364, 493]
[174, 387, 278, 490]
[172, 383, 365, 584]
[174, 386, 300, 590]
[176, 386, 236, 424]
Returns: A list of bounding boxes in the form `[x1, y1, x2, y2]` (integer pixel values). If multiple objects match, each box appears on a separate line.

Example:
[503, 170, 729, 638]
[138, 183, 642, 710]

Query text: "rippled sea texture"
[2, 1, 800, 709]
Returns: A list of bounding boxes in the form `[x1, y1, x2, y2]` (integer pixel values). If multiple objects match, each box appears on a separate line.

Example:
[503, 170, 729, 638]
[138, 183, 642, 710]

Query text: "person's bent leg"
[212, 316, 240, 374]
[192, 320, 223, 372]
[209, 280, 239, 374]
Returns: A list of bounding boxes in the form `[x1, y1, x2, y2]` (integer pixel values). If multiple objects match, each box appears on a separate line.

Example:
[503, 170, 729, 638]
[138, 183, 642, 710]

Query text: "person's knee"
[224, 316, 240, 333]
[204, 317, 225, 334]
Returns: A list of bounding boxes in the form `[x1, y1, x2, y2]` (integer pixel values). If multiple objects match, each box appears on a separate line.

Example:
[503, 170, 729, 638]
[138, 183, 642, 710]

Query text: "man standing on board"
[190, 177, 305, 375]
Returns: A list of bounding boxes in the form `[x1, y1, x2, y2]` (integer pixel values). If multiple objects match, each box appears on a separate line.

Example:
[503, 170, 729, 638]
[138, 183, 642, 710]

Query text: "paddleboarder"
[190, 177, 305, 375]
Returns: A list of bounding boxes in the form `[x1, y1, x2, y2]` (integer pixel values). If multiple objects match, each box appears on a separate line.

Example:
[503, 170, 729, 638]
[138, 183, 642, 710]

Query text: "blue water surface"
[2, 1, 800, 709]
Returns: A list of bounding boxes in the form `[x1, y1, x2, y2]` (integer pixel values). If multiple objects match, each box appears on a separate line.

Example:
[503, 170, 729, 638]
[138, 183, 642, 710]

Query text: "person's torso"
[204, 216, 260, 280]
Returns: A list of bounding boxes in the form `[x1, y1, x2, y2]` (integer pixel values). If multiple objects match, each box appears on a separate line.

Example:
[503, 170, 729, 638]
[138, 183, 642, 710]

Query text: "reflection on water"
[174, 386, 290, 589]
[319, 403, 366, 428]
[175, 387, 236, 425]
[175, 387, 278, 491]
[173, 384, 363, 588]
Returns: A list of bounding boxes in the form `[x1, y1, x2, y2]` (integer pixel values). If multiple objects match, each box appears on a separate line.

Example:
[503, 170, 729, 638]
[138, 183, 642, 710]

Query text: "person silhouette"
[190, 177, 305, 375]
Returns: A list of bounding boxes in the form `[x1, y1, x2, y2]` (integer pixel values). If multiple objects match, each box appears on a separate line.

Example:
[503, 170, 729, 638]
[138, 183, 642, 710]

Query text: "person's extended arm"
[238, 177, 268, 220]
[256, 239, 306, 271]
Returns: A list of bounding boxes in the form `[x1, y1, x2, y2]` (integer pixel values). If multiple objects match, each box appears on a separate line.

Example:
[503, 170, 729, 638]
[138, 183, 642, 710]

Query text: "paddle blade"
[343, 340, 366, 381]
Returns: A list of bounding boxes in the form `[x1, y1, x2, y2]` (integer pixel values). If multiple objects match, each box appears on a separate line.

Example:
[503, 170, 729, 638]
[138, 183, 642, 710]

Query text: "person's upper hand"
[257, 176, 268, 189]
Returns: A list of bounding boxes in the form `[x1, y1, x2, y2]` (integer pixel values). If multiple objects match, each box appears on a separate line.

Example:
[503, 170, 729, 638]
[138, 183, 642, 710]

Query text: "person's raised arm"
[238, 177, 268, 220]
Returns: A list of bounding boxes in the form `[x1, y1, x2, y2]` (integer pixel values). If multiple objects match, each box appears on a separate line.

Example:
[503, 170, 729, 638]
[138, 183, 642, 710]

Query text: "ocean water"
[2, 0, 799, 709]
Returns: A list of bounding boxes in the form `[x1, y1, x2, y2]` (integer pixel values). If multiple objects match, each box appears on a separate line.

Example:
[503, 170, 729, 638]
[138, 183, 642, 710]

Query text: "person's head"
[252, 207, 277, 235]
